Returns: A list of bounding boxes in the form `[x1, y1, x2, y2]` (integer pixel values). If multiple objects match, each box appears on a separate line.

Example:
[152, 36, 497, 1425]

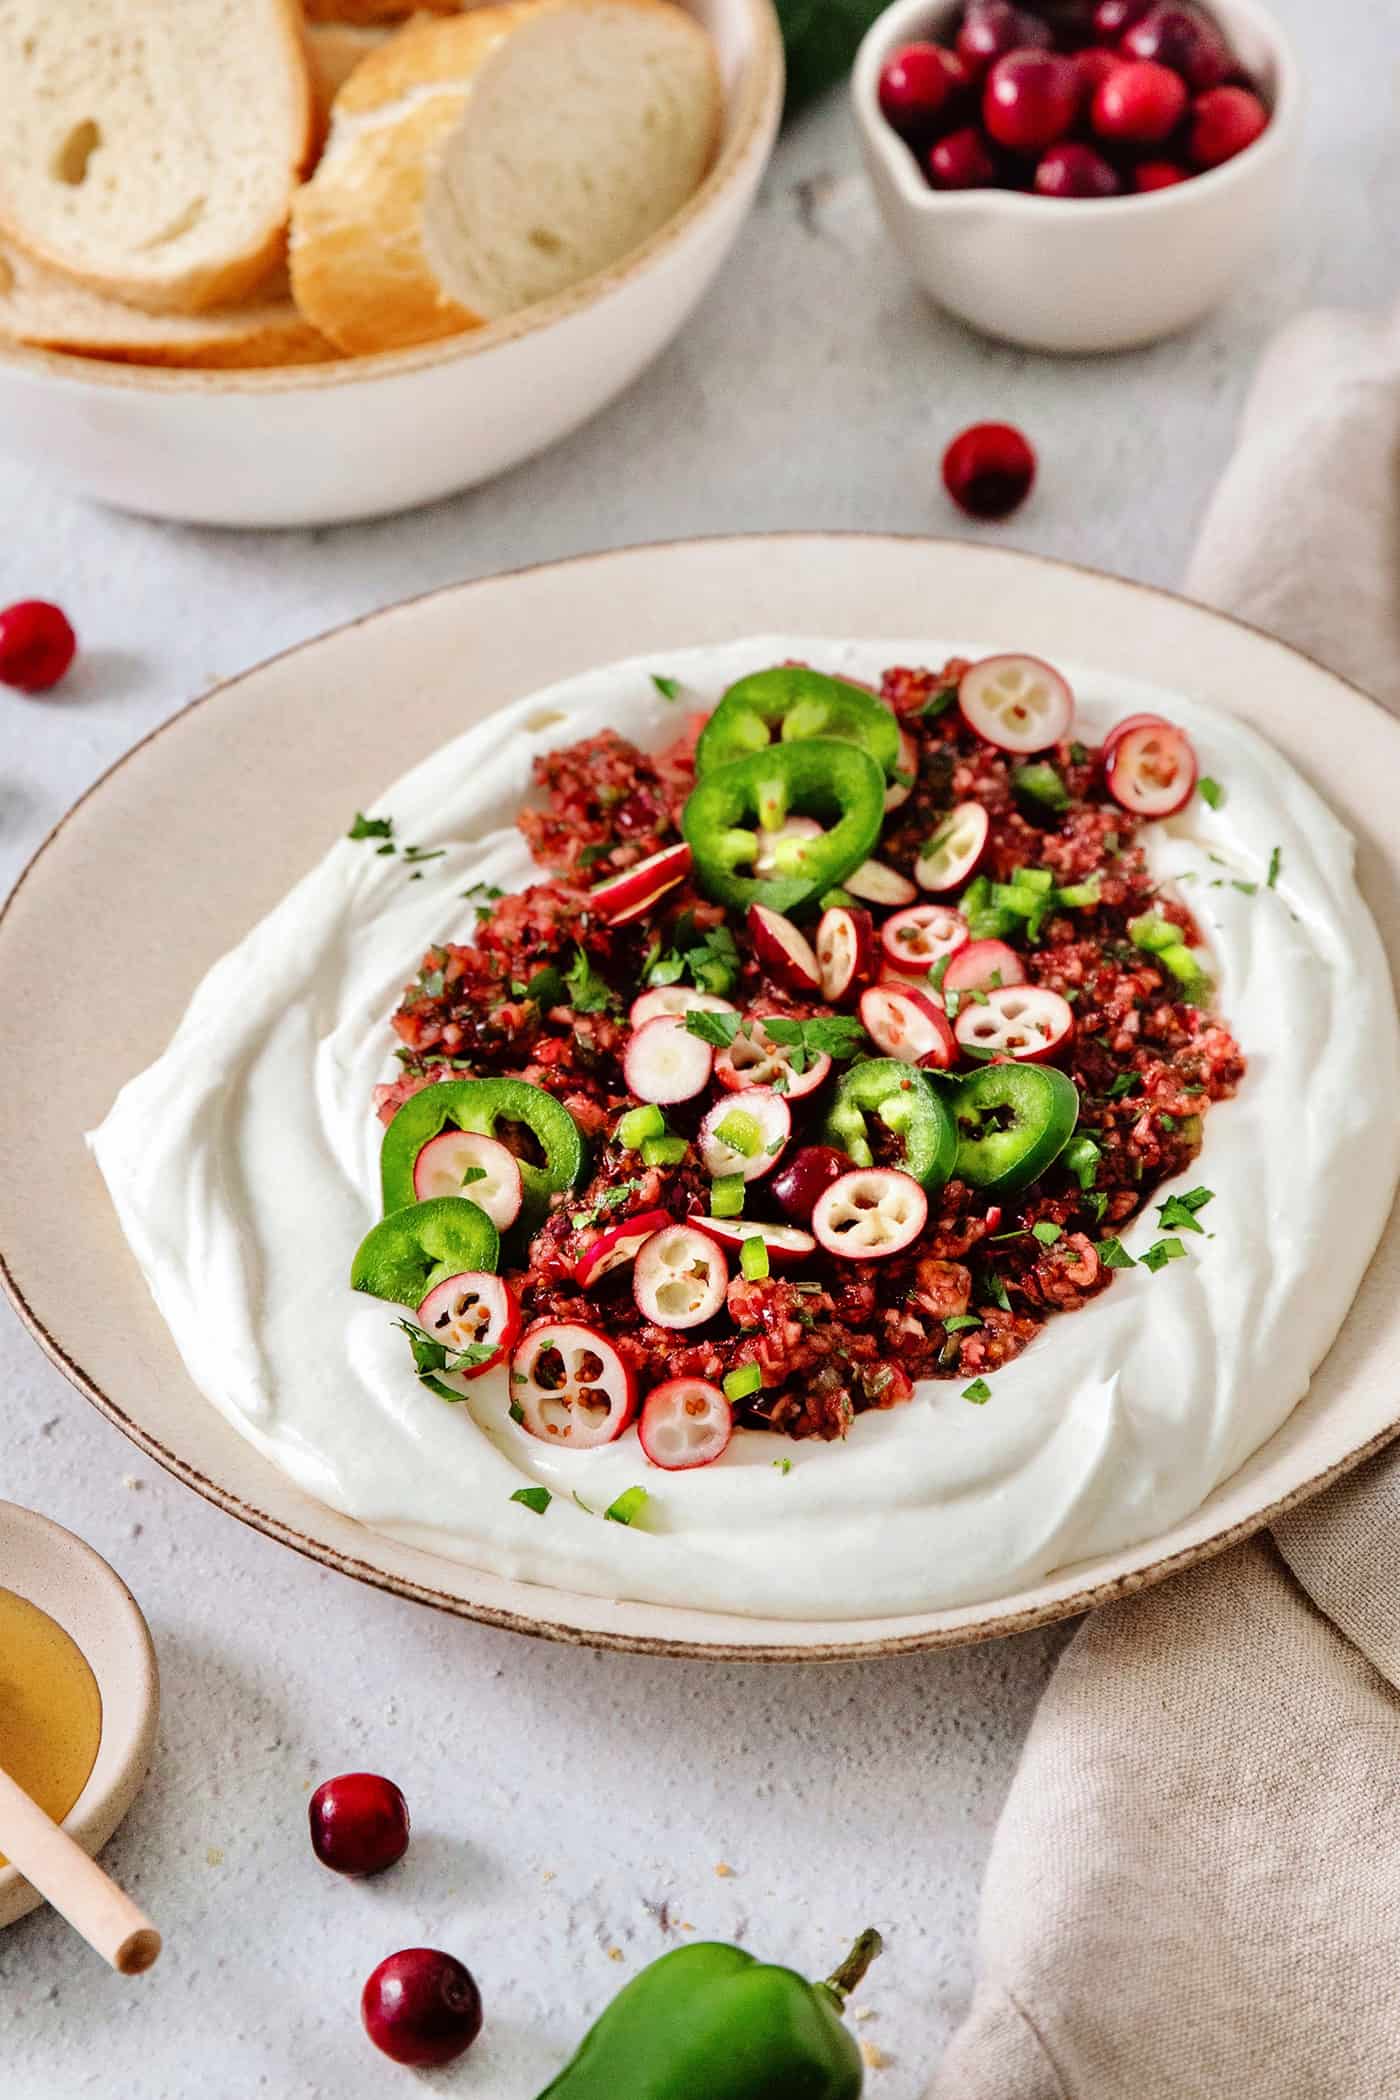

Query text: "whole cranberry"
[309, 1772, 410, 1876]
[955, 0, 1052, 78]
[942, 422, 1037, 520]
[1188, 84, 1268, 167]
[1120, 4, 1231, 91]
[1093, 0, 1151, 33]
[362, 1949, 483, 2068]
[1134, 156, 1190, 188]
[1074, 46, 1121, 96]
[878, 42, 963, 141]
[1034, 140, 1122, 195]
[770, 1145, 850, 1223]
[0, 599, 77, 693]
[1092, 58, 1187, 141]
[983, 48, 1082, 151]
[928, 124, 999, 188]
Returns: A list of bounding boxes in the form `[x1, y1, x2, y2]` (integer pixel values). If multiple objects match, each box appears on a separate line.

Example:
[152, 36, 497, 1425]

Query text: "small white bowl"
[852, 0, 1301, 353]
[0, 0, 781, 528]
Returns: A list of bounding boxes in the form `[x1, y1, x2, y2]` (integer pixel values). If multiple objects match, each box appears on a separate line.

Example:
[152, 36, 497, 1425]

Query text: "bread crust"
[302, 0, 467, 19]
[0, 0, 317, 316]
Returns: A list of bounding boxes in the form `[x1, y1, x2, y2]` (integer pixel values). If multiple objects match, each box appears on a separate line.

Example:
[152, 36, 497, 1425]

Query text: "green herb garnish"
[944, 1313, 982, 1333]
[1031, 1220, 1062, 1246]
[962, 1378, 992, 1405]
[1141, 1236, 1187, 1272]
[651, 674, 681, 700]
[683, 1007, 743, 1049]
[564, 945, 617, 1014]
[1097, 1237, 1137, 1270]
[1198, 778, 1224, 811]
[604, 1486, 650, 1526]
[348, 811, 394, 842]
[1156, 1186, 1214, 1235]
[1267, 845, 1282, 888]
[511, 1486, 551, 1515]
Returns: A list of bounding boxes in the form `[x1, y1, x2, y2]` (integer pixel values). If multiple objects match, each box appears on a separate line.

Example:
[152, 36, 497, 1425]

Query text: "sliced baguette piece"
[0, 0, 315, 316]
[306, 20, 391, 139]
[303, 0, 467, 18]
[0, 242, 337, 368]
[290, 0, 721, 356]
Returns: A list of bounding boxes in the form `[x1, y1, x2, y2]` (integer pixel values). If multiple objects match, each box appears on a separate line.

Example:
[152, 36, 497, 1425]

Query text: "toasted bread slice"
[0, 0, 315, 315]
[290, 0, 720, 355]
[0, 242, 336, 368]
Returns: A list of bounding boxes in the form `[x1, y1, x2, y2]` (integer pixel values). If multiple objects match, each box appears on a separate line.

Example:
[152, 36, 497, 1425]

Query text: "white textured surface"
[0, 4, 1389, 2088]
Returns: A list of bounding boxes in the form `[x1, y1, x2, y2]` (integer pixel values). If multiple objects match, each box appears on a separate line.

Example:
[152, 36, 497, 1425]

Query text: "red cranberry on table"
[983, 49, 1082, 151]
[1035, 141, 1122, 197]
[1091, 58, 1187, 142]
[1119, 3, 1231, 91]
[0, 599, 77, 693]
[942, 423, 1037, 521]
[1134, 157, 1189, 189]
[362, 1948, 483, 2068]
[956, 0, 1052, 77]
[878, 42, 964, 140]
[308, 1771, 410, 1876]
[928, 124, 999, 188]
[1188, 85, 1268, 167]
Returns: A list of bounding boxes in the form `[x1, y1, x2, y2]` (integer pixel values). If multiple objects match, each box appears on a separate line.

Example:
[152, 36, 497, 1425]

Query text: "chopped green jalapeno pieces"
[681, 739, 887, 915]
[740, 1236, 771, 1281]
[1012, 763, 1070, 812]
[642, 1136, 689, 1168]
[604, 1486, 649, 1526]
[380, 1078, 586, 1228]
[724, 1361, 763, 1400]
[1128, 911, 1182, 955]
[618, 1103, 665, 1149]
[695, 666, 901, 781]
[822, 1058, 959, 1193]
[952, 1064, 1080, 1196]
[351, 1197, 500, 1306]
[711, 1174, 746, 1218]
[1063, 1134, 1102, 1189]
[715, 1110, 763, 1157]
[963, 1378, 992, 1405]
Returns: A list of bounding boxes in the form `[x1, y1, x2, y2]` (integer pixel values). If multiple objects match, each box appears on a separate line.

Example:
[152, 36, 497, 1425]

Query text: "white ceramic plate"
[2, 536, 1397, 1658]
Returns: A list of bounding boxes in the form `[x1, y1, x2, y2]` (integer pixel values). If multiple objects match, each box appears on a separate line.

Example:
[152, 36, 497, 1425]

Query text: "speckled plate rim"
[0, 1503, 159, 1927]
[1, 534, 1397, 1661]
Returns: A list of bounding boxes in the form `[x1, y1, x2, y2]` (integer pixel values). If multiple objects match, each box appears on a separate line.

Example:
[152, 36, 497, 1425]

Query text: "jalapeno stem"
[819, 1927, 884, 2009]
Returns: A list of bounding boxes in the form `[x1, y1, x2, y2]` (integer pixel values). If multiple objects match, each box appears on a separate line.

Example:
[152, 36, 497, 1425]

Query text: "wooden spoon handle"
[0, 1762, 160, 1972]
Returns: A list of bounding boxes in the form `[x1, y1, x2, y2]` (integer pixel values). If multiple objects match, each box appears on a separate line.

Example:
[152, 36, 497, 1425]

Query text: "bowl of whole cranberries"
[852, 0, 1299, 351]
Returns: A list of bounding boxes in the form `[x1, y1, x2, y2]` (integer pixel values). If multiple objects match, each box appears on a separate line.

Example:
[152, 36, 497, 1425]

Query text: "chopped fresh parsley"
[511, 1486, 551, 1516]
[1232, 879, 1258, 896]
[944, 1313, 982, 1334]
[376, 842, 396, 857]
[1103, 1071, 1141, 1100]
[1198, 778, 1225, 811]
[962, 1378, 992, 1405]
[773, 1456, 792, 1476]
[1156, 1186, 1214, 1235]
[564, 945, 617, 1014]
[1083, 1190, 1109, 1224]
[348, 811, 394, 842]
[394, 1319, 498, 1382]
[509, 1399, 525, 1425]
[403, 845, 445, 865]
[1141, 1236, 1187, 1272]
[1159, 1112, 1177, 1132]
[983, 1272, 1012, 1313]
[1097, 1236, 1137, 1270]
[1267, 845, 1282, 888]
[1031, 1220, 1062, 1246]
[604, 1486, 650, 1527]
[651, 673, 681, 700]
[759, 1014, 867, 1070]
[578, 841, 612, 868]
[462, 880, 504, 905]
[919, 684, 957, 720]
[683, 1007, 743, 1049]
[928, 954, 952, 996]
[1012, 761, 1070, 813]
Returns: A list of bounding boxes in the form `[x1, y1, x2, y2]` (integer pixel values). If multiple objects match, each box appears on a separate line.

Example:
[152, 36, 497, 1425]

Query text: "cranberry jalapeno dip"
[363, 654, 1243, 1453]
[91, 636, 1397, 1617]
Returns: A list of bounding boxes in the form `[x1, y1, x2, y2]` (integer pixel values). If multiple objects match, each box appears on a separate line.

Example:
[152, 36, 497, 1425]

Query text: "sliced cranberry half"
[629, 985, 738, 1029]
[955, 983, 1075, 1061]
[844, 858, 918, 908]
[417, 1272, 521, 1385]
[943, 937, 1026, 993]
[715, 1016, 830, 1100]
[699, 1088, 791, 1181]
[881, 903, 970, 975]
[633, 1224, 729, 1330]
[746, 902, 822, 996]
[624, 1014, 714, 1104]
[1100, 709, 1171, 760]
[687, 1216, 818, 1267]
[573, 1209, 675, 1290]
[816, 905, 875, 1004]
[915, 801, 990, 893]
[638, 1378, 734, 1470]
[959, 654, 1074, 753]
[859, 983, 956, 1067]
[1106, 720, 1197, 817]
[412, 1130, 523, 1229]
[812, 1169, 929, 1261]
[589, 842, 691, 926]
[511, 1321, 638, 1446]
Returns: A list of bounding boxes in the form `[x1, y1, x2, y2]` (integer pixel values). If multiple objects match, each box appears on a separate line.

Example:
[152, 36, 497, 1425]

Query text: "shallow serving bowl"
[2, 534, 1398, 1660]
[0, 0, 781, 529]
[852, 0, 1301, 353]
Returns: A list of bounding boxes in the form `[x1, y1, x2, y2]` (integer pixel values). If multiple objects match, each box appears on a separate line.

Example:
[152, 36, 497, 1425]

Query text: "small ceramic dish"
[851, 0, 1301, 352]
[0, 0, 782, 528]
[0, 1503, 159, 1930]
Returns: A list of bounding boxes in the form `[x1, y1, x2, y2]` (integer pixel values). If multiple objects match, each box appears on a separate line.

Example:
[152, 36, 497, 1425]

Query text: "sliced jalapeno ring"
[695, 667, 902, 781]
[682, 739, 886, 916]
[952, 1063, 1080, 1195]
[380, 1078, 586, 1227]
[822, 1057, 958, 1193]
[351, 1197, 500, 1306]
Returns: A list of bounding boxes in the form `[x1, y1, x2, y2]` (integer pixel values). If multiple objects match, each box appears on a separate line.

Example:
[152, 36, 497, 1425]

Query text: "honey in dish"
[0, 1587, 102, 1867]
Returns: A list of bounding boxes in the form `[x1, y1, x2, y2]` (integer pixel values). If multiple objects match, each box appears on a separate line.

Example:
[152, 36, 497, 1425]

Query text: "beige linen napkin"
[930, 305, 1400, 2100]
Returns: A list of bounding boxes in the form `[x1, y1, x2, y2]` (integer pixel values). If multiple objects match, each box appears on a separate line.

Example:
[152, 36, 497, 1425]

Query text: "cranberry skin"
[879, 42, 961, 140]
[1188, 84, 1267, 167]
[309, 1772, 410, 1876]
[1092, 58, 1187, 142]
[1120, 4, 1232, 91]
[1134, 156, 1189, 189]
[769, 1145, 850, 1223]
[362, 1949, 483, 2069]
[0, 600, 77, 693]
[928, 124, 998, 188]
[942, 422, 1037, 520]
[1075, 46, 1121, 96]
[956, 1, 1051, 78]
[1093, 0, 1150, 33]
[1034, 140, 1122, 195]
[983, 49, 1082, 151]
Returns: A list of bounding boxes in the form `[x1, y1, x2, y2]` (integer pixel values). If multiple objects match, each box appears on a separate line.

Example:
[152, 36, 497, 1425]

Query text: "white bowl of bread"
[0, 0, 781, 526]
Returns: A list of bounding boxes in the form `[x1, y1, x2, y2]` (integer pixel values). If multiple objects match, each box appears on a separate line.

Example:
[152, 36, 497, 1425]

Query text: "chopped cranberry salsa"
[367, 657, 1243, 1450]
